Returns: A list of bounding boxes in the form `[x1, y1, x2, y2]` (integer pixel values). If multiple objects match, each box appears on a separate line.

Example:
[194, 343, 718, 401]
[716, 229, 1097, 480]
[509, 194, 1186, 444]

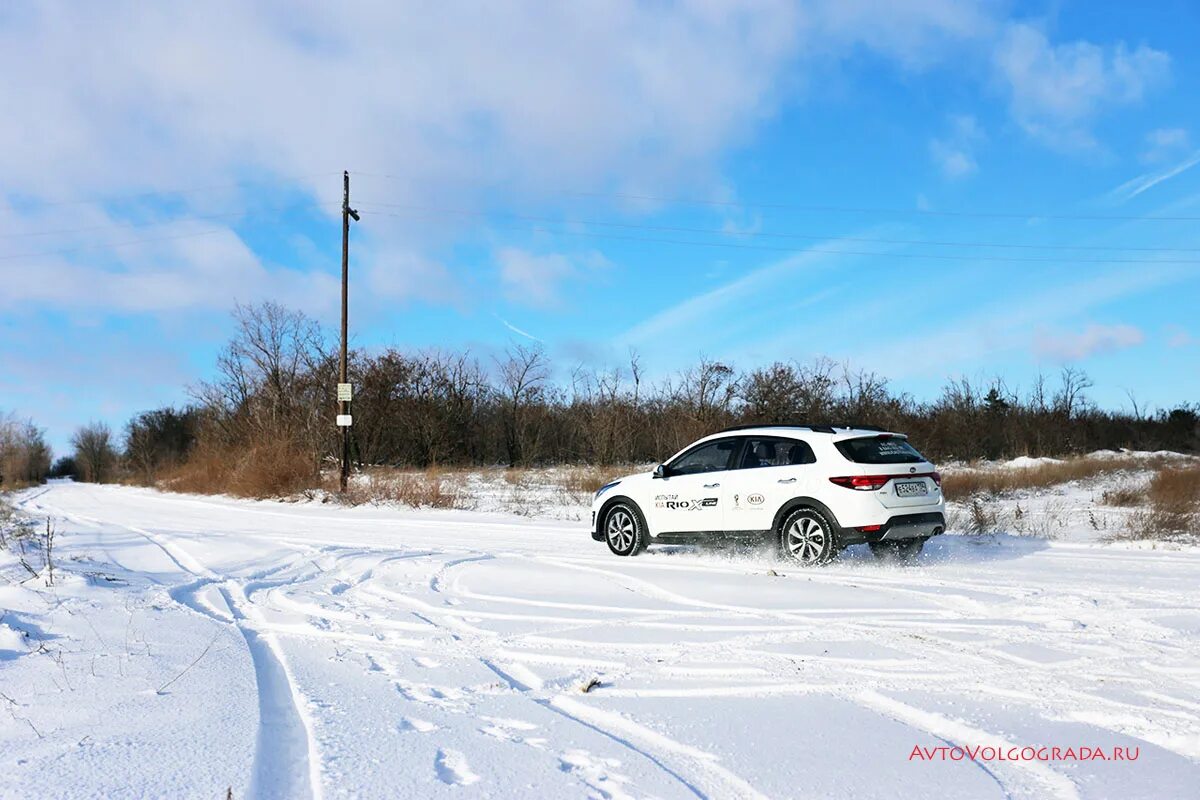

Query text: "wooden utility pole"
[339, 170, 359, 492]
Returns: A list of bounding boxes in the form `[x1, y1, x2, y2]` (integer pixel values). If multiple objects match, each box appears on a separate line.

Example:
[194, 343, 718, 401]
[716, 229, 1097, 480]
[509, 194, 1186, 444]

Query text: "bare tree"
[192, 302, 331, 465]
[71, 422, 117, 483]
[497, 344, 550, 466]
[1054, 367, 1094, 419]
[0, 413, 52, 487]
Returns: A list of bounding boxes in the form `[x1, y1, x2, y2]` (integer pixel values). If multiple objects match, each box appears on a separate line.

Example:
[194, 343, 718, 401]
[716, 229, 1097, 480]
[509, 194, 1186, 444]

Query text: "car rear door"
[648, 438, 738, 534]
[722, 436, 818, 532]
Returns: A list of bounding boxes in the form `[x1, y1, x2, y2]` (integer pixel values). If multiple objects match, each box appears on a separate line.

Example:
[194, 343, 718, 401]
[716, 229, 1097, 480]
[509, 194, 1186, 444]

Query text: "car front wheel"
[604, 503, 647, 557]
[779, 508, 836, 566]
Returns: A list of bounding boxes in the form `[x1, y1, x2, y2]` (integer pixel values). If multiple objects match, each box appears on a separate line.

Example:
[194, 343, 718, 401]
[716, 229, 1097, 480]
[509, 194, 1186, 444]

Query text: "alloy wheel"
[786, 516, 827, 564]
[607, 509, 636, 552]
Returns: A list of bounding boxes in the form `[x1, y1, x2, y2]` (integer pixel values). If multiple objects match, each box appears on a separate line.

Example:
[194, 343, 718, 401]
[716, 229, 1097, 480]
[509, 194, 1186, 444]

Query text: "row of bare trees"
[50, 301, 1199, 493]
[0, 413, 52, 488]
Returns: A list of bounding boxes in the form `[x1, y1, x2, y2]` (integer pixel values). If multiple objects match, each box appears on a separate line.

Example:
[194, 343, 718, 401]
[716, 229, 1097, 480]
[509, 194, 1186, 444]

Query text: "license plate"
[894, 481, 928, 497]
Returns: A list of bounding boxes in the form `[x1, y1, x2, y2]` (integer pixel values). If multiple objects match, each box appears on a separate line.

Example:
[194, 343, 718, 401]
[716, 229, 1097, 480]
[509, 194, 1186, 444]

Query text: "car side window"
[668, 439, 738, 475]
[738, 437, 816, 469]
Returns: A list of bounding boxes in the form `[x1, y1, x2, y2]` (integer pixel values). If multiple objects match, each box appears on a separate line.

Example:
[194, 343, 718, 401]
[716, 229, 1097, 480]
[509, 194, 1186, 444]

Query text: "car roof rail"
[718, 423, 839, 434]
[717, 422, 893, 435]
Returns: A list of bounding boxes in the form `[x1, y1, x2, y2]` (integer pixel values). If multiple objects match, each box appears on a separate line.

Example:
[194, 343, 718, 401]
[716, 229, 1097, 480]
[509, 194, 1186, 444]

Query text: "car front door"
[722, 436, 817, 532]
[648, 438, 739, 534]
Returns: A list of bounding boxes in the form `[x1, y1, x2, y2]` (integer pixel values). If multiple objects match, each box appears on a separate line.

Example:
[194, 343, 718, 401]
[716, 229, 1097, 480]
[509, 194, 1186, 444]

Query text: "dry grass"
[558, 465, 630, 495]
[160, 440, 320, 499]
[339, 467, 466, 509]
[1113, 464, 1200, 541]
[942, 455, 1167, 502]
[1147, 465, 1200, 513]
[1101, 484, 1144, 507]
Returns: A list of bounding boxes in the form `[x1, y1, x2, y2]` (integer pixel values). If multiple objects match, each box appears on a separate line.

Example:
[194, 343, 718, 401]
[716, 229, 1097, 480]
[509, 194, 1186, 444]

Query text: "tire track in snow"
[220, 581, 324, 800]
[29, 497, 325, 800]
[854, 689, 1080, 800]
[481, 659, 766, 800]
[378, 550, 766, 798]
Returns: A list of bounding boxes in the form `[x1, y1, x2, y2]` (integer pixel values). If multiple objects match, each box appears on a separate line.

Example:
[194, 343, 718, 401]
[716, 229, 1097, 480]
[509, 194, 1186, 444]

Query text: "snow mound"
[1002, 455, 1064, 469]
[0, 622, 26, 658]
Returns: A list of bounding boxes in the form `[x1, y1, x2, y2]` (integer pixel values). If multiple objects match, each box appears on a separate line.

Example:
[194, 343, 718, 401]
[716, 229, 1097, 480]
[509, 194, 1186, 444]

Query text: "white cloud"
[1165, 325, 1194, 348]
[929, 114, 984, 178]
[0, 2, 808, 316]
[800, 0, 995, 69]
[495, 247, 608, 309]
[0, 2, 801, 203]
[1141, 127, 1190, 163]
[1034, 323, 1145, 361]
[993, 23, 1170, 150]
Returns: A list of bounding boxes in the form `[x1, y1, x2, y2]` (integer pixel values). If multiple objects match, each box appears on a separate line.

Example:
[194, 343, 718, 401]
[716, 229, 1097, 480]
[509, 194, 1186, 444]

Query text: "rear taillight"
[929, 471, 942, 487]
[830, 475, 893, 491]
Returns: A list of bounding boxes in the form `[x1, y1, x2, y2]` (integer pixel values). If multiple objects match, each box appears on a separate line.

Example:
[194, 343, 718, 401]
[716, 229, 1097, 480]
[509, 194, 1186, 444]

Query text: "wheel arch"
[772, 496, 843, 537]
[595, 495, 650, 542]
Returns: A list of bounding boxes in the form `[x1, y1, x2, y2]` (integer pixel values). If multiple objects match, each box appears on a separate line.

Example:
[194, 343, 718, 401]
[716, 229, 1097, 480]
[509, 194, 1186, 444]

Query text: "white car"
[590, 425, 945, 565]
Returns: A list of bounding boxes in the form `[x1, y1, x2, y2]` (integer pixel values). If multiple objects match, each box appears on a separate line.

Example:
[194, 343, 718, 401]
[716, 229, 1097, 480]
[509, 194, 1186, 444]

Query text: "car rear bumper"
[841, 512, 946, 545]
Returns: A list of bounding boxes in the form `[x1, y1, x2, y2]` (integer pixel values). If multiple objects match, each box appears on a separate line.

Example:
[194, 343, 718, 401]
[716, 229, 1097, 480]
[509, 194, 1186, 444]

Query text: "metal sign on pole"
[336, 415, 353, 427]
[337, 383, 353, 402]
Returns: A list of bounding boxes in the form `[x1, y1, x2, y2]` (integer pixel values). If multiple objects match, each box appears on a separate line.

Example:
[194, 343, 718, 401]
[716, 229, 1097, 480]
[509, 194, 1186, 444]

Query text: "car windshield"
[835, 435, 925, 464]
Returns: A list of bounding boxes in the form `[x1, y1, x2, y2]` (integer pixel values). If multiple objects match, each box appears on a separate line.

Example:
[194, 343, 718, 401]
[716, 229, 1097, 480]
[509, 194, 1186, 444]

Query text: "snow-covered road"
[3, 481, 1199, 799]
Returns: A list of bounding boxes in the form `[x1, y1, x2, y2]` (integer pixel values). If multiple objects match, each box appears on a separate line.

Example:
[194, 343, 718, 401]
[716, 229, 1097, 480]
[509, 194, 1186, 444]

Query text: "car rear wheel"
[779, 508, 836, 566]
[869, 538, 926, 562]
[604, 503, 646, 557]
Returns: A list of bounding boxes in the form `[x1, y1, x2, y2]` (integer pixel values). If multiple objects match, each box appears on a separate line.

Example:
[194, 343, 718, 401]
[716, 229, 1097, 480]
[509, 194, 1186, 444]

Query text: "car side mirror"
[653, 464, 667, 479]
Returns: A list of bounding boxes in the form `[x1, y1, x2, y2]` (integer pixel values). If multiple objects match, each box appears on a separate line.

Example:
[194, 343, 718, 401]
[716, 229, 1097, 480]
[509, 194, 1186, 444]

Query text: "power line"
[353, 199, 1200, 254]
[355, 208, 1200, 266]
[350, 170, 1200, 222]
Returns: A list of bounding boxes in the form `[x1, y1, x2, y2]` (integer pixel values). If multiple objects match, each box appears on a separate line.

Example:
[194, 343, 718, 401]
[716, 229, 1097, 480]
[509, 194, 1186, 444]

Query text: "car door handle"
[704, 482, 720, 488]
[777, 477, 796, 484]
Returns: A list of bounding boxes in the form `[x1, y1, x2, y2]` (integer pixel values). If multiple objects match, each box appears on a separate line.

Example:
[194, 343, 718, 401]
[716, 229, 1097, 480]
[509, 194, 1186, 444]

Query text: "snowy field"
[3, 478, 1200, 799]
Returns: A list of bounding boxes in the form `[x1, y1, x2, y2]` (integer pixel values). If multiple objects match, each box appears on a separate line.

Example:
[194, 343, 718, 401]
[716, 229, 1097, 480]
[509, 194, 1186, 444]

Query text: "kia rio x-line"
[590, 425, 946, 565]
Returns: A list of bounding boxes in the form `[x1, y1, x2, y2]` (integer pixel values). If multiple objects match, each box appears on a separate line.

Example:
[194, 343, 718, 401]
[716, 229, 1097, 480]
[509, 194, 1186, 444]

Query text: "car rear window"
[835, 436, 925, 464]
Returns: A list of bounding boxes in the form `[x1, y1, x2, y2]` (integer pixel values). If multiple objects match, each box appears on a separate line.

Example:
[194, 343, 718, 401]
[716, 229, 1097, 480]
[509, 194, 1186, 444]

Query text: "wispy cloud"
[1107, 150, 1200, 203]
[494, 247, 610, 309]
[619, 235, 880, 350]
[1034, 323, 1145, 361]
[1165, 325, 1194, 348]
[993, 23, 1170, 151]
[495, 315, 542, 342]
[929, 114, 984, 179]
[1140, 127, 1190, 163]
[850, 265, 1191, 378]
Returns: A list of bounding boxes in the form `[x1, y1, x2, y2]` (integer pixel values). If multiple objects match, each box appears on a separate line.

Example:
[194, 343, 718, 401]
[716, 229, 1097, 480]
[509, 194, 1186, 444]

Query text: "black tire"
[869, 538, 926, 563]
[604, 502, 647, 557]
[778, 507, 836, 566]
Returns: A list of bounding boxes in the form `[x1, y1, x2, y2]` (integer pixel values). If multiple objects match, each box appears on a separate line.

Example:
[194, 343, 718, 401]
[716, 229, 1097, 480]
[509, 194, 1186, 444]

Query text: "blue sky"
[1, 1, 1198, 454]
